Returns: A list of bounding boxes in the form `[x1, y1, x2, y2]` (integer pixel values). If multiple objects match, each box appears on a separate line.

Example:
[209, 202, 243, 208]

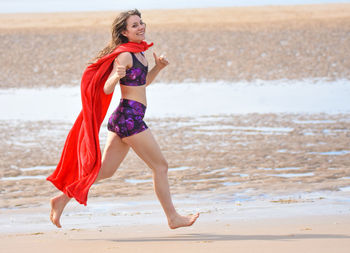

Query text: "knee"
[96, 166, 117, 181]
[100, 170, 114, 180]
[153, 160, 168, 175]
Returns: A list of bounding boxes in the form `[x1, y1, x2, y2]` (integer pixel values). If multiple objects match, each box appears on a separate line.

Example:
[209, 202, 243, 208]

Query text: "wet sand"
[1, 113, 350, 208]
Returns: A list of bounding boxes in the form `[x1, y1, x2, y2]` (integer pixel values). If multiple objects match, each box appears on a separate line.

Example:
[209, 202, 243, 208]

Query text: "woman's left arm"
[146, 52, 169, 86]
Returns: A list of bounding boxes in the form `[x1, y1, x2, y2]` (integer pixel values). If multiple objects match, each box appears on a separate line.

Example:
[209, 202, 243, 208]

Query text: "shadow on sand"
[79, 233, 350, 243]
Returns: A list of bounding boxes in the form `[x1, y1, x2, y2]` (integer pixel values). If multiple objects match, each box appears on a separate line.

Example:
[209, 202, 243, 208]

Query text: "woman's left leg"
[122, 129, 199, 229]
[50, 131, 130, 228]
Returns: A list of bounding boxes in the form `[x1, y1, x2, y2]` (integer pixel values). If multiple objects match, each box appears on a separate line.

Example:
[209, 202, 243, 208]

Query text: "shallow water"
[309, 150, 350, 155]
[168, 166, 192, 171]
[339, 186, 350, 191]
[19, 165, 54, 172]
[1, 111, 349, 205]
[268, 172, 315, 178]
[1, 80, 350, 121]
[125, 179, 153, 184]
[0, 175, 47, 181]
[1, 190, 350, 234]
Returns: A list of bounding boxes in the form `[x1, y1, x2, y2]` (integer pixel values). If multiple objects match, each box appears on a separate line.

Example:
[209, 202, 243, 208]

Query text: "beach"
[1, 213, 350, 253]
[1, 4, 350, 88]
[1, 3, 350, 252]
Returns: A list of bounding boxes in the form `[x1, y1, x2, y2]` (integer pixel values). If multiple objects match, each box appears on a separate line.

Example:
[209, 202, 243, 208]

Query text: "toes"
[190, 213, 199, 222]
[50, 208, 62, 228]
[169, 213, 200, 229]
[52, 216, 62, 228]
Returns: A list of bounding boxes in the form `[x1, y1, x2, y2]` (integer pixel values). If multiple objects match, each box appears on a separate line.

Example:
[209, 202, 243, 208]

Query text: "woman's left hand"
[153, 52, 169, 69]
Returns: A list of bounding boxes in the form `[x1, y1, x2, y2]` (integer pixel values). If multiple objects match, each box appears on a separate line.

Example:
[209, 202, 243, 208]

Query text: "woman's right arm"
[103, 52, 131, 95]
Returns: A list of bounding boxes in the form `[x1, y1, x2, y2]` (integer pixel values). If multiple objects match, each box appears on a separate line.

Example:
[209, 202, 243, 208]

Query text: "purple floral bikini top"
[120, 52, 148, 86]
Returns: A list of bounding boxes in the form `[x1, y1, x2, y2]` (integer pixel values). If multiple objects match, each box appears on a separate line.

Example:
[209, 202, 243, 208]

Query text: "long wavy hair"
[91, 9, 141, 63]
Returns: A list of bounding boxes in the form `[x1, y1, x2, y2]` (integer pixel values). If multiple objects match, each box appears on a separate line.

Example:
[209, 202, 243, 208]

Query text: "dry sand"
[1, 4, 350, 88]
[1, 214, 350, 253]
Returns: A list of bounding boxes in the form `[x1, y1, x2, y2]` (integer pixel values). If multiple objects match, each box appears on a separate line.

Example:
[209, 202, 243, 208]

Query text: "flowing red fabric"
[47, 41, 153, 205]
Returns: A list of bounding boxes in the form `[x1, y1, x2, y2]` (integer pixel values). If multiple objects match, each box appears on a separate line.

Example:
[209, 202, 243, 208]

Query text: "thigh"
[122, 129, 167, 171]
[99, 131, 130, 175]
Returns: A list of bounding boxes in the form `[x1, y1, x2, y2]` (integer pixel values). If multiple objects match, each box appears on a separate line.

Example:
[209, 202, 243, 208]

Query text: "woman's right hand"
[104, 52, 132, 95]
[114, 64, 126, 79]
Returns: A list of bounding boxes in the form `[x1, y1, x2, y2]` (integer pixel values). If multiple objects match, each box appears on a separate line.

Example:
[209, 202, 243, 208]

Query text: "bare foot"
[168, 213, 200, 229]
[50, 194, 70, 228]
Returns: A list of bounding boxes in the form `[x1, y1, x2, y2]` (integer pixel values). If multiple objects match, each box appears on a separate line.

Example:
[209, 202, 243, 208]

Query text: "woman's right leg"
[50, 131, 129, 228]
[96, 131, 130, 181]
[122, 129, 199, 229]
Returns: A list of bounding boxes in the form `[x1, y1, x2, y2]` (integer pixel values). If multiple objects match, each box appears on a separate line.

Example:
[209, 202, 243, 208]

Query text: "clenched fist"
[115, 65, 126, 79]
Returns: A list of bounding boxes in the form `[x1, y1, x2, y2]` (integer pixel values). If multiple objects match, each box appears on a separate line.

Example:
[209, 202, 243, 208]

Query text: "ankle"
[167, 211, 180, 222]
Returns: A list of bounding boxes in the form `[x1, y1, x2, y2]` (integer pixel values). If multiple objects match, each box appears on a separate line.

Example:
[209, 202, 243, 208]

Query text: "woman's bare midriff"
[120, 84, 147, 106]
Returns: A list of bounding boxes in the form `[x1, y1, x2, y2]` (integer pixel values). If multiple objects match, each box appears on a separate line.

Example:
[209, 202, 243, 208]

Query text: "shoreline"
[1, 193, 350, 253]
[1, 189, 350, 234]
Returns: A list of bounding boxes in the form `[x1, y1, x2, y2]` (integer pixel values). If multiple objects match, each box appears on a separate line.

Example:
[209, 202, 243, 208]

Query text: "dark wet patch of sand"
[1, 113, 349, 208]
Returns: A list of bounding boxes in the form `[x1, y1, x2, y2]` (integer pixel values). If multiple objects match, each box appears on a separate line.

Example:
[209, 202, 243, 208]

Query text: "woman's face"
[122, 15, 146, 43]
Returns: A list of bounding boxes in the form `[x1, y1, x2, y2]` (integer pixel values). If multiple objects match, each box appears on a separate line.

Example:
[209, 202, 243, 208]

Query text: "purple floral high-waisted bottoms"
[107, 99, 148, 138]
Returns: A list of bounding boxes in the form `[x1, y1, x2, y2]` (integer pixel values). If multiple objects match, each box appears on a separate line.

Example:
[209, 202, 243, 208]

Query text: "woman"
[48, 9, 199, 229]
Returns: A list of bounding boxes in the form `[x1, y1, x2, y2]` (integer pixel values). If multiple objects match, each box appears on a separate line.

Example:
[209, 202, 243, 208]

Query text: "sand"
[1, 113, 350, 208]
[1, 3, 350, 252]
[1, 4, 350, 88]
[1, 213, 350, 253]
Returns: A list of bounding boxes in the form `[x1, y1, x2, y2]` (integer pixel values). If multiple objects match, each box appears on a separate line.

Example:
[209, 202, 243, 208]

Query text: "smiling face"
[122, 15, 146, 43]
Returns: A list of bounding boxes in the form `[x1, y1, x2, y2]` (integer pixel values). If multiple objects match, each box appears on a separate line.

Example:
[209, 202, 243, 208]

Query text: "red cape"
[47, 41, 153, 205]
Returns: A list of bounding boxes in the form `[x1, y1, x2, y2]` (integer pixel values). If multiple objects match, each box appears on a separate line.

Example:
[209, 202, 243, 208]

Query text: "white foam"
[1, 80, 350, 122]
